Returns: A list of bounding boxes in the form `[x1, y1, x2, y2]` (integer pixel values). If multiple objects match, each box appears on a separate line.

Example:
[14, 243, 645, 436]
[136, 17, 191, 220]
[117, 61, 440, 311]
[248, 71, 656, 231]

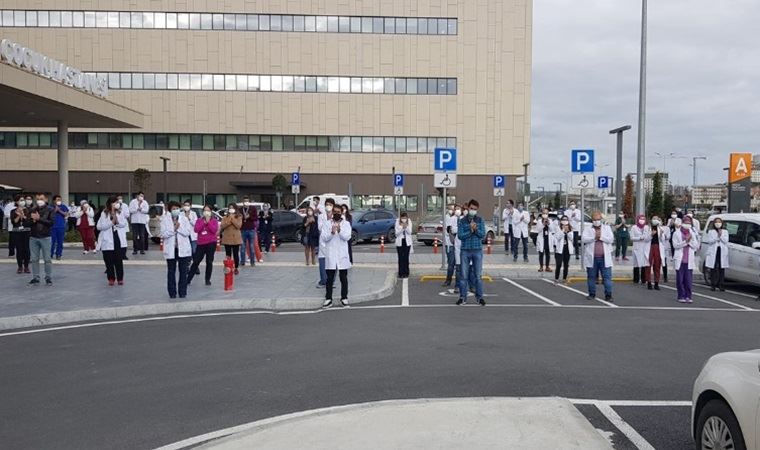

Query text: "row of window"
[0, 132, 456, 153]
[0, 10, 457, 35]
[93, 72, 457, 95]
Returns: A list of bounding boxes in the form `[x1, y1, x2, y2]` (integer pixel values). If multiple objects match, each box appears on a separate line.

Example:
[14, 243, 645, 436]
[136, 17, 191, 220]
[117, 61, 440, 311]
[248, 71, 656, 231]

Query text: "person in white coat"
[672, 216, 700, 303]
[395, 212, 414, 279]
[646, 216, 670, 290]
[686, 210, 701, 233]
[630, 214, 651, 285]
[554, 215, 574, 283]
[581, 211, 615, 301]
[443, 205, 460, 287]
[703, 217, 729, 291]
[536, 208, 556, 272]
[510, 203, 530, 262]
[182, 199, 200, 276]
[96, 197, 127, 286]
[160, 201, 194, 299]
[320, 207, 352, 308]
[568, 202, 582, 259]
[115, 195, 130, 260]
[502, 200, 514, 254]
[128, 192, 150, 255]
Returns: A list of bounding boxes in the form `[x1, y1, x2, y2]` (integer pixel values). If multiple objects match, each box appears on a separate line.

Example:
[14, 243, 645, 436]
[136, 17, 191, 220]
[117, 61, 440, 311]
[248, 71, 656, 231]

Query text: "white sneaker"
[83, 251, 88, 255]
[340, 299, 349, 307]
[322, 299, 333, 308]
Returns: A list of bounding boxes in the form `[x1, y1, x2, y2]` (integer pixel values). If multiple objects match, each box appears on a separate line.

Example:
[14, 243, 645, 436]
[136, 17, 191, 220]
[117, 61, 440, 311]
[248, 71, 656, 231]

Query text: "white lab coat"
[95, 211, 128, 251]
[568, 208, 582, 232]
[502, 208, 514, 235]
[116, 205, 129, 248]
[703, 228, 730, 269]
[128, 198, 150, 224]
[160, 214, 193, 259]
[630, 225, 652, 267]
[394, 219, 414, 254]
[536, 218, 557, 253]
[511, 210, 530, 238]
[581, 225, 615, 269]
[671, 228, 700, 270]
[554, 229, 575, 255]
[317, 213, 330, 258]
[183, 210, 199, 241]
[320, 219, 352, 270]
[652, 225, 671, 262]
[688, 216, 701, 234]
[74, 207, 95, 227]
[444, 214, 458, 249]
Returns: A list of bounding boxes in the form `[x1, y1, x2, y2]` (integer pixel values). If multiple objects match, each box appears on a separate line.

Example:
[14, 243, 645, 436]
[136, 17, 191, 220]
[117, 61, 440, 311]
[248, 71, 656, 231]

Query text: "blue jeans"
[30, 236, 52, 280]
[445, 246, 457, 281]
[50, 227, 65, 257]
[167, 256, 190, 298]
[240, 230, 257, 265]
[318, 256, 327, 285]
[459, 249, 483, 299]
[511, 236, 529, 260]
[587, 257, 613, 297]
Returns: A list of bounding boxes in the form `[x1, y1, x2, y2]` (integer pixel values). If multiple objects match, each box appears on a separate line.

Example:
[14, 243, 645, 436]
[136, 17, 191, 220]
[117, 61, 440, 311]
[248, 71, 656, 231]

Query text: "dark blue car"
[350, 209, 397, 244]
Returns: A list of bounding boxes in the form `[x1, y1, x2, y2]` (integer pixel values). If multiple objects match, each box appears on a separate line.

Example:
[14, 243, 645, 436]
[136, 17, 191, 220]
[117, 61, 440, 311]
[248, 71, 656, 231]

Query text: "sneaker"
[322, 299, 333, 308]
[83, 251, 88, 255]
[719, 288, 726, 292]
[340, 299, 349, 307]
[234, 268, 239, 275]
[678, 298, 687, 303]
[108, 279, 115, 286]
[205, 281, 211, 286]
[29, 278, 40, 285]
[622, 257, 629, 261]
[615, 256, 620, 261]
[513, 258, 518, 262]
[586, 295, 595, 301]
[45, 277, 52, 286]
[117, 280, 124, 286]
[23, 267, 30, 274]
[456, 298, 466, 305]
[478, 298, 486, 306]
[16, 267, 22, 274]
[686, 298, 693, 304]
[604, 294, 613, 302]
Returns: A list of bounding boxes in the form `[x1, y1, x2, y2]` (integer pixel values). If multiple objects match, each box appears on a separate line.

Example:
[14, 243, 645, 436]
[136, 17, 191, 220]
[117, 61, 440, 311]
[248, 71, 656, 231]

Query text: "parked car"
[416, 215, 496, 246]
[293, 194, 352, 216]
[350, 209, 396, 244]
[265, 210, 304, 245]
[692, 349, 760, 450]
[696, 213, 760, 286]
[148, 204, 222, 243]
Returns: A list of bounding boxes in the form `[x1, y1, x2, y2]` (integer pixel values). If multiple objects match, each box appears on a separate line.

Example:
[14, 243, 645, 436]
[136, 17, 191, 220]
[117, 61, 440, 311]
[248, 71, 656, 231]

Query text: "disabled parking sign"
[571, 149, 594, 173]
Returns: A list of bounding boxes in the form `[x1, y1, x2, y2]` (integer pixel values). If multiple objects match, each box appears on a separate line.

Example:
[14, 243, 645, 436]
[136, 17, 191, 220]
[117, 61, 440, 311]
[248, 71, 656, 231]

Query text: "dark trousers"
[131, 223, 148, 252]
[11, 231, 30, 268]
[261, 228, 272, 251]
[504, 230, 512, 252]
[188, 242, 215, 283]
[573, 231, 580, 258]
[167, 256, 190, 298]
[710, 248, 725, 289]
[511, 236, 528, 260]
[51, 227, 65, 257]
[445, 246, 457, 282]
[555, 249, 570, 281]
[326, 269, 348, 300]
[224, 244, 240, 268]
[615, 234, 629, 257]
[647, 245, 662, 283]
[102, 249, 124, 281]
[396, 245, 411, 277]
[538, 236, 551, 267]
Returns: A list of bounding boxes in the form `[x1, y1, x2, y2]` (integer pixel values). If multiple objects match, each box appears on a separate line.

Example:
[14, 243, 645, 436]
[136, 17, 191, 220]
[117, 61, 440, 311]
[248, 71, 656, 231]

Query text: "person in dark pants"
[50, 195, 69, 260]
[613, 212, 629, 261]
[27, 193, 55, 286]
[259, 204, 274, 253]
[128, 192, 150, 254]
[221, 203, 243, 275]
[502, 200, 514, 254]
[394, 212, 413, 279]
[321, 207, 352, 308]
[187, 205, 219, 286]
[704, 218, 729, 292]
[554, 216, 573, 283]
[341, 204, 353, 264]
[9, 195, 30, 273]
[239, 196, 258, 267]
[443, 205, 459, 287]
[536, 208, 555, 272]
[96, 196, 126, 285]
[160, 201, 194, 299]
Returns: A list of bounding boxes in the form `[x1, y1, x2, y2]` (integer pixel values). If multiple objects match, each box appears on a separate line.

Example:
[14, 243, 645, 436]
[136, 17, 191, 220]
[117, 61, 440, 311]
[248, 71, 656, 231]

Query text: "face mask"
[714, 222, 722, 229]
[325, 205, 333, 213]
[561, 220, 569, 225]
[117, 199, 123, 204]
[454, 209, 462, 217]
[332, 213, 342, 222]
[400, 218, 407, 223]
[228, 208, 236, 214]
[468, 209, 477, 217]
[171, 209, 180, 217]
[638, 219, 645, 225]
[36, 200, 45, 207]
[55, 201, 62, 206]
[687, 213, 693, 218]
[618, 214, 624, 218]
[652, 219, 661, 226]
[203, 210, 212, 218]
[243, 201, 250, 206]
[82, 203, 88, 208]
[683, 224, 692, 230]
[517, 207, 523, 212]
[671, 214, 677, 219]
[593, 220, 602, 227]
[183, 205, 191, 212]
[138, 195, 144, 201]
[569, 205, 576, 210]
[18, 200, 24, 207]
[307, 211, 314, 216]
[448, 209, 455, 216]
[114, 203, 121, 210]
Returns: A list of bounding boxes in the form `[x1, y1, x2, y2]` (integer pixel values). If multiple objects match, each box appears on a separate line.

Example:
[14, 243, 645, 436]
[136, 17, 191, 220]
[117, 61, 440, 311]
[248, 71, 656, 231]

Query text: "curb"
[0, 270, 397, 332]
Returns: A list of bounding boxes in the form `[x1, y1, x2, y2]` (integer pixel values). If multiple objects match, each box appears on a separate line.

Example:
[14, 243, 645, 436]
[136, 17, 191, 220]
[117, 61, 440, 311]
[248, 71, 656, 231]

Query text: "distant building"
[691, 184, 727, 208]
[643, 172, 670, 195]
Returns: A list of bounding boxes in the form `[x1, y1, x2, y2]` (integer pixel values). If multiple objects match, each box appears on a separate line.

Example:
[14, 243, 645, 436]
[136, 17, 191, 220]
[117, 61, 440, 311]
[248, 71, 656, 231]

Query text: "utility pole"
[610, 125, 631, 215]
[692, 156, 707, 187]
[553, 182, 563, 208]
[522, 163, 530, 205]
[159, 156, 170, 203]
[635, 0, 648, 216]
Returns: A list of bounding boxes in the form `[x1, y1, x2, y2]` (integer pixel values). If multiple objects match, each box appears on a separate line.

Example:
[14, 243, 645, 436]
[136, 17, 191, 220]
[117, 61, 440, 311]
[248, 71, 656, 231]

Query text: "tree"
[623, 174, 635, 218]
[553, 191, 561, 210]
[663, 192, 675, 218]
[647, 171, 664, 218]
[133, 168, 151, 194]
[272, 174, 288, 209]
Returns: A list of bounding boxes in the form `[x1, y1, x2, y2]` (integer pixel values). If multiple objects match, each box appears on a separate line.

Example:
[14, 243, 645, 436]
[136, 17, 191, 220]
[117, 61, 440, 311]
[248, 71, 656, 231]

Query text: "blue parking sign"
[394, 173, 404, 187]
[597, 176, 610, 189]
[434, 148, 457, 172]
[571, 149, 594, 173]
[291, 172, 300, 186]
[493, 175, 505, 188]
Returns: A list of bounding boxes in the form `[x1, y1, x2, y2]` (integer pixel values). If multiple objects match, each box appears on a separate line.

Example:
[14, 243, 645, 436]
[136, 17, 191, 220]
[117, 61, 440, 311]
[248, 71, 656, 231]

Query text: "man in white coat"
[510, 203, 530, 263]
[568, 202, 582, 259]
[128, 192, 150, 255]
[535, 208, 557, 272]
[629, 214, 651, 285]
[443, 205, 459, 287]
[321, 205, 352, 308]
[672, 216, 700, 303]
[501, 200, 514, 254]
[581, 210, 615, 302]
[160, 201, 194, 299]
[703, 217, 729, 291]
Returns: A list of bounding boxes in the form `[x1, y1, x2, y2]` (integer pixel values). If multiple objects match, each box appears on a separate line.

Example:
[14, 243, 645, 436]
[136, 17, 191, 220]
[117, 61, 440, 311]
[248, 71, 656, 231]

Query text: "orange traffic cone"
[486, 237, 492, 255]
[159, 238, 164, 252]
[254, 238, 263, 263]
[216, 236, 221, 252]
[270, 233, 277, 253]
[433, 238, 439, 254]
[380, 235, 385, 253]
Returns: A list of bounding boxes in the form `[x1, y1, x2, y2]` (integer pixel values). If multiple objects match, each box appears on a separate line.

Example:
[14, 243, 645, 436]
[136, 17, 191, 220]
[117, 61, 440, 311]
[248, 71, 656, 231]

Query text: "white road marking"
[544, 279, 618, 307]
[570, 399, 692, 407]
[692, 282, 760, 299]
[402, 278, 409, 307]
[594, 403, 656, 450]
[659, 284, 754, 311]
[503, 278, 561, 306]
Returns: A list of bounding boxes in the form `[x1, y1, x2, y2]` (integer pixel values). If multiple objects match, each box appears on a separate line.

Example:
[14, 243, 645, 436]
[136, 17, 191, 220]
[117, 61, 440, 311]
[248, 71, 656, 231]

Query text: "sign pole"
[497, 195, 502, 236]
[441, 186, 447, 270]
[580, 178, 586, 270]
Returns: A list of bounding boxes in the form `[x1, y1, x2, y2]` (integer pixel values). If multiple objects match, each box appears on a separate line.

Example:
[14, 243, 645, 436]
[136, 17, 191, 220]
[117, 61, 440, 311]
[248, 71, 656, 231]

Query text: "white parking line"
[402, 278, 410, 307]
[503, 278, 561, 306]
[571, 399, 692, 407]
[594, 403, 656, 450]
[543, 279, 618, 307]
[659, 284, 754, 311]
[692, 282, 760, 300]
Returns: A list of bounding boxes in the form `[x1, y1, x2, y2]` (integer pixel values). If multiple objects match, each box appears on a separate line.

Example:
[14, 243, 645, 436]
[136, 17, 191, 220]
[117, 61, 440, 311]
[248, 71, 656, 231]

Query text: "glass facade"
[0, 10, 457, 36]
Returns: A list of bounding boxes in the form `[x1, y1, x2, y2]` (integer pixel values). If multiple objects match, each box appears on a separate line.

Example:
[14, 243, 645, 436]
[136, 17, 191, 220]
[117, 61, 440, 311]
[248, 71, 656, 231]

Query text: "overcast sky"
[530, 0, 760, 191]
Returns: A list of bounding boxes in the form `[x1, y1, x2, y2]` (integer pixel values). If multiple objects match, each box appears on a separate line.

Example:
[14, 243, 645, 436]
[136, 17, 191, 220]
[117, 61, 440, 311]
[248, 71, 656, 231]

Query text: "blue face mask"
[171, 209, 180, 218]
[468, 209, 477, 217]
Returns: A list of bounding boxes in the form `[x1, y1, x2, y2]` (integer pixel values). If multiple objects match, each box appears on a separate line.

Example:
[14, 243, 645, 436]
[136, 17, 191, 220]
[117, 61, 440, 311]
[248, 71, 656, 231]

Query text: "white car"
[692, 349, 760, 450]
[696, 213, 760, 286]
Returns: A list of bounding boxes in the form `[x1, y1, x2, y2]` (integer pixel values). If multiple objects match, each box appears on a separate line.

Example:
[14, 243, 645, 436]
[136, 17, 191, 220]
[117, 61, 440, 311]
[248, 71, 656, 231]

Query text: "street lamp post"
[553, 182, 563, 208]
[522, 163, 530, 205]
[159, 156, 170, 203]
[538, 186, 546, 207]
[610, 125, 632, 215]
[635, 0, 648, 216]
[692, 156, 707, 187]
[654, 152, 676, 173]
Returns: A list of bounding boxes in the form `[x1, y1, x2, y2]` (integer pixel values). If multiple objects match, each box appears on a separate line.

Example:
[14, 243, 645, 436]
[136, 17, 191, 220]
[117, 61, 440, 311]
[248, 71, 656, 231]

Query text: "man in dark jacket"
[259, 204, 274, 253]
[27, 193, 54, 285]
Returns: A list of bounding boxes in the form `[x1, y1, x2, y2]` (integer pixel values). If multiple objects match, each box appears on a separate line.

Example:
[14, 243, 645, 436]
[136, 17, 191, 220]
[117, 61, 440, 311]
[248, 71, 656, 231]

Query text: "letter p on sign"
[571, 149, 595, 173]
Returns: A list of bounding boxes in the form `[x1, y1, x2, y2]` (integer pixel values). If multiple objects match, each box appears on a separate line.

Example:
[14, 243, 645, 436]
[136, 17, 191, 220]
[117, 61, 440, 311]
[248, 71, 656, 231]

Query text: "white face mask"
[618, 214, 624, 218]
[714, 222, 722, 229]
[36, 200, 45, 207]
[454, 209, 462, 217]
[243, 201, 250, 206]
[561, 220, 569, 225]
[114, 203, 121, 210]
[671, 214, 677, 219]
[138, 195, 144, 201]
[117, 199, 123, 204]
[203, 210, 212, 218]
[325, 205, 333, 213]
[593, 220, 602, 227]
[569, 205, 576, 210]
[683, 224, 692, 230]
[183, 205, 191, 212]
[55, 201, 62, 206]
[228, 208, 236, 214]
[687, 213, 693, 217]
[541, 214, 548, 219]
[400, 218, 407, 223]
[652, 219, 661, 226]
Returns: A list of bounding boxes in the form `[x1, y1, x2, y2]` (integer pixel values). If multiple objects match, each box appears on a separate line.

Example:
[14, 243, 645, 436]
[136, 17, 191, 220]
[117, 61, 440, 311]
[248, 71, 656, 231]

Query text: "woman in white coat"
[536, 208, 556, 272]
[672, 217, 700, 303]
[553, 215, 574, 283]
[646, 216, 670, 290]
[703, 217, 729, 291]
[630, 214, 651, 285]
[394, 212, 414, 279]
[160, 201, 194, 299]
[96, 196, 127, 285]
[320, 208, 352, 308]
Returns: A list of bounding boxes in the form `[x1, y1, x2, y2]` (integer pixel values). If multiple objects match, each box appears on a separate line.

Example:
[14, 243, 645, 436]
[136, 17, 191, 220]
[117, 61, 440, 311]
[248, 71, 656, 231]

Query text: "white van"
[293, 194, 352, 216]
[696, 213, 760, 285]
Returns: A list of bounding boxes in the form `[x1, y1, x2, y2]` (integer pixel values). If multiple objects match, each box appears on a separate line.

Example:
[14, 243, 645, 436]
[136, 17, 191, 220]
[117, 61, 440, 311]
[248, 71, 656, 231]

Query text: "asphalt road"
[1, 277, 758, 449]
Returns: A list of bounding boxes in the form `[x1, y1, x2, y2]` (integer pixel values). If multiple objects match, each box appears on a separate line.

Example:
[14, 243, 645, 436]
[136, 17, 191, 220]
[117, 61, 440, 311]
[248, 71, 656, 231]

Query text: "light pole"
[522, 163, 530, 205]
[654, 152, 676, 173]
[691, 156, 707, 187]
[553, 182, 563, 208]
[159, 156, 170, 203]
[537, 186, 546, 207]
[610, 125, 632, 215]
[635, 0, 648, 216]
